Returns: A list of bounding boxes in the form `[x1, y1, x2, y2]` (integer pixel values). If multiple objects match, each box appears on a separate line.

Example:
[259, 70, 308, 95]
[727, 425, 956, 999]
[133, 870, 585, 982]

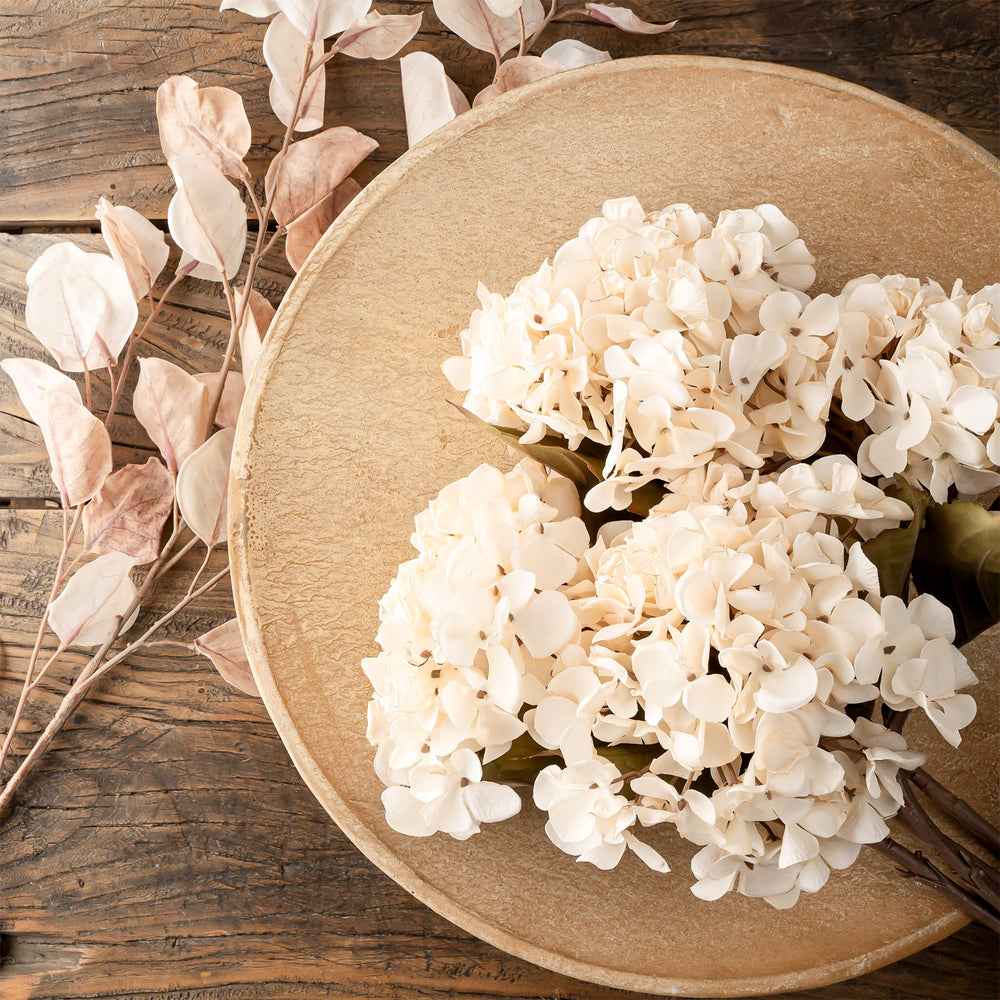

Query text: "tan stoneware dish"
[230, 55, 1000, 997]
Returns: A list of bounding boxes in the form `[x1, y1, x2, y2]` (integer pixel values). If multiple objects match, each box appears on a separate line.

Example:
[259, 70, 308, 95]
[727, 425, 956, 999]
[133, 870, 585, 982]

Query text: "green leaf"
[862, 481, 928, 599]
[911, 501, 1000, 645]
[450, 404, 599, 492]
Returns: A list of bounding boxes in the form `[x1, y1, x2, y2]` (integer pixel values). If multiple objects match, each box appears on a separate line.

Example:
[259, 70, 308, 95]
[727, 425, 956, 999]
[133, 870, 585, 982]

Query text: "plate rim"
[230, 53, 995, 996]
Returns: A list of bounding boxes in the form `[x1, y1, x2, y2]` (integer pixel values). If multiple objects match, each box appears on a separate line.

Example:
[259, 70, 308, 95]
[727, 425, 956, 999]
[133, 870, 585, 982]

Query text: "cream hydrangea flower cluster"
[365, 456, 979, 907]
[831, 275, 1000, 501]
[364, 460, 590, 839]
[444, 199, 1000, 510]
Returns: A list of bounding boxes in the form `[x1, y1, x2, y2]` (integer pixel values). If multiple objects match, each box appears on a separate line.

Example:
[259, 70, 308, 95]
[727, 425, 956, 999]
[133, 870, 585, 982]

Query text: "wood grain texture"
[1, 1, 999, 998]
[0, 1, 997, 224]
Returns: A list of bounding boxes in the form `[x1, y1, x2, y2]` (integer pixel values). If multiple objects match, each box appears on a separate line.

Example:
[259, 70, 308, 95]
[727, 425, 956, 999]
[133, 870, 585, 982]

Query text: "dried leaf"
[912, 501, 1000, 644]
[156, 76, 253, 179]
[195, 370, 246, 428]
[1, 358, 113, 507]
[541, 38, 612, 69]
[483, 0, 523, 15]
[220, 0, 281, 16]
[176, 427, 235, 547]
[167, 153, 248, 281]
[862, 481, 927, 600]
[277, 0, 372, 39]
[265, 126, 376, 227]
[83, 458, 174, 564]
[95, 199, 170, 300]
[195, 619, 260, 697]
[584, 3, 677, 33]
[399, 51, 471, 148]
[236, 286, 276, 378]
[49, 552, 139, 649]
[264, 13, 326, 132]
[473, 55, 563, 106]
[432, 0, 544, 57]
[285, 178, 361, 271]
[24, 242, 138, 372]
[337, 9, 422, 59]
[133, 357, 211, 472]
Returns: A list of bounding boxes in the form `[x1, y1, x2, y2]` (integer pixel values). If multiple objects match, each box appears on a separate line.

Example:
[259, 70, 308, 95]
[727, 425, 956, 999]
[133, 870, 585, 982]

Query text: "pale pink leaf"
[399, 52, 471, 148]
[195, 619, 260, 697]
[541, 38, 612, 69]
[276, 0, 373, 39]
[264, 13, 326, 132]
[483, 0, 523, 15]
[24, 243, 137, 372]
[176, 427, 235, 547]
[156, 76, 253, 179]
[167, 153, 248, 281]
[337, 9, 422, 59]
[265, 126, 376, 227]
[584, 4, 677, 33]
[132, 357, 211, 473]
[285, 177, 361, 271]
[431, 0, 544, 57]
[236, 286, 276, 378]
[95, 199, 170, 301]
[473, 55, 563, 106]
[195, 371, 246, 428]
[49, 552, 139, 649]
[83, 458, 174, 564]
[1, 358, 113, 507]
[220, 0, 281, 15]
[283, 177, 360, 271]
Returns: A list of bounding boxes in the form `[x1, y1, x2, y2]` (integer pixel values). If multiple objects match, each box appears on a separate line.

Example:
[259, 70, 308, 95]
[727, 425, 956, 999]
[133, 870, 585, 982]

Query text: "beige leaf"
[473, 55, 563, 106]
[483, 0, 523, 15]
[24, 242, 138, 372]
[278, 0, 373, 39]
[264, 13, 326, 132]
[584, 3, 677, 33]
[1, 358, 112, 507]
[95, 199, 170, 301]
[399, 52, 471, 148]
[167, 153, 248, 281]
[156, 76, 253, 179]
[132, 357, 210, 472]
[285, 178, 361, 271]
[431, 0, 544, 57]
[83, 458, 174, 564]
[541, 38, 612, 69]
[265, 127, 376, 227]
[176, 427, 235, 547]
[195, 370, 246, 428]
[49, 552, 139, 649]
[236, 286, 276, 378]
[195, 619, 260, 697]
[337, 9, 422, 59]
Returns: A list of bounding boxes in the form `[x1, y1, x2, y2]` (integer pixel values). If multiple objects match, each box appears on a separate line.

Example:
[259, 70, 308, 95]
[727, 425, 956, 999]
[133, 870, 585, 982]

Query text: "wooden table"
[1, 2, 997, 997]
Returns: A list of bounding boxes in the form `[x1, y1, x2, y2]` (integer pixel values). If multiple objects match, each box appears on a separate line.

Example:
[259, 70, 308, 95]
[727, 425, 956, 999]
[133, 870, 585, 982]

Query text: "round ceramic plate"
[231, 56, 1000, 997]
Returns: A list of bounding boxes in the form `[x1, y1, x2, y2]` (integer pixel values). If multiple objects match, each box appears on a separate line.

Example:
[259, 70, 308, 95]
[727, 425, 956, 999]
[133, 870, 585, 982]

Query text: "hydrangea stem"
[910, 766, 1000, 855]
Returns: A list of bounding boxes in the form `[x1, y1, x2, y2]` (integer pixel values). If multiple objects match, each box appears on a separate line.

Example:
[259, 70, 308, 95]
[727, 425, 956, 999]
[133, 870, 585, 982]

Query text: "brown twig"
[872, 837, 1000, 933]
[910, 767, 1000, 856]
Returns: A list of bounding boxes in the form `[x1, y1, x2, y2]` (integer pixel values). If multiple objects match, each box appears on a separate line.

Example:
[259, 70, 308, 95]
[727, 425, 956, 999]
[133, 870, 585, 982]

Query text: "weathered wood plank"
[0, 1, 996, 224]
[0, 232, 293, 498]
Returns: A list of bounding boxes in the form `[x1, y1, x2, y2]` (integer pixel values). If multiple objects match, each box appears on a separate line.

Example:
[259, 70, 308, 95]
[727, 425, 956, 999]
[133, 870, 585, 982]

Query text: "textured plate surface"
[231, 56, 1000, 997]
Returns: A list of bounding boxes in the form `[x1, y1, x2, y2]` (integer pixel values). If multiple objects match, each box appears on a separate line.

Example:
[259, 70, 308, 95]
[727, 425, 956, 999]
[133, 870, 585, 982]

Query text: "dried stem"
[105, 263, 195, 429]
[910, 766, 1000, 856]
[0, 504, 83, 776]
[0, 549, 227, 817]
[525, 0, 560, 52]
[872, 837, 1000, 933]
